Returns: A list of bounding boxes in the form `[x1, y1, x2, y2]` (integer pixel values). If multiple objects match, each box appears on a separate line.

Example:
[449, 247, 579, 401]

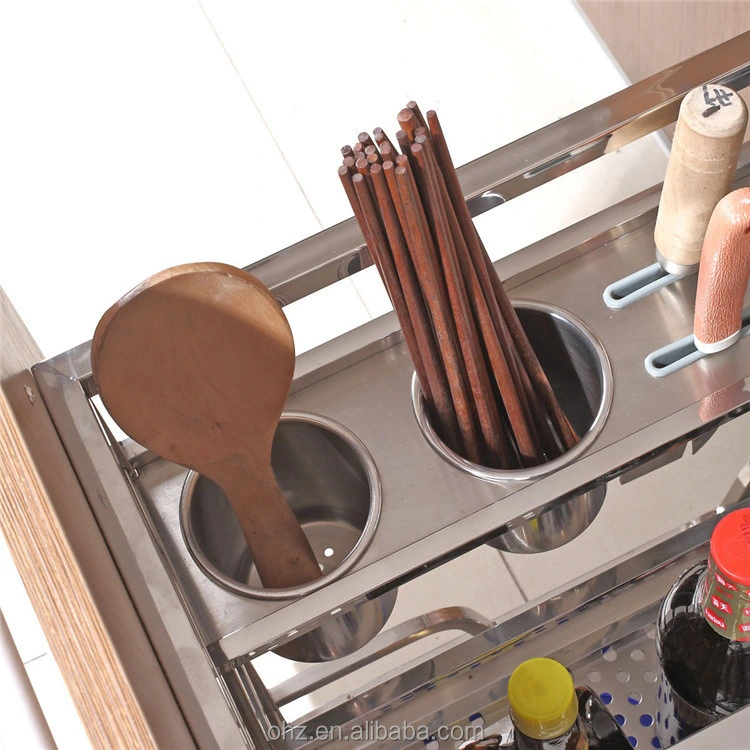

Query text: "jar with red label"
[655, 507, 750, 746]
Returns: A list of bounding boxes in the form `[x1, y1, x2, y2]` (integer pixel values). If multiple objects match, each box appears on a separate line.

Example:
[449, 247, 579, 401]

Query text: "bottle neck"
[701, 555, 750, 642]
[513, 718, 588, 750]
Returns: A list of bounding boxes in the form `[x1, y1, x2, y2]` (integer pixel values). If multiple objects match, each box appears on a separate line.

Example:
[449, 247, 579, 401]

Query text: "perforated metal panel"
[572, 627, 663, 748]
[466, 625, 665, 749]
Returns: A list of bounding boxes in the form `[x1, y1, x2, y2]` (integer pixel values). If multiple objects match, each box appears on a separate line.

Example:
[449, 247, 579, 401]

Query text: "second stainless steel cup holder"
[412, 300, 613, 552]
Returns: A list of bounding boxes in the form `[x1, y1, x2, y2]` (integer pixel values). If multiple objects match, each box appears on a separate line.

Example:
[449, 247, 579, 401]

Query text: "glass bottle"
[656, 507, 750, 746]
[507, 658, 588, 749]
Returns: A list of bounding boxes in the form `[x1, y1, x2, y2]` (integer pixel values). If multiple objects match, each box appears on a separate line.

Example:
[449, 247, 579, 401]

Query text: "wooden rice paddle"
[91, 262, 322, 589]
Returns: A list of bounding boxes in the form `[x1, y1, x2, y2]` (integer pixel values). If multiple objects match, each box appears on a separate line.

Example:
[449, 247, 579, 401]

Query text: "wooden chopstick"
[425, 109, 578, 450]
[380, 142, 397, 164]
[396, 129, 412, 158]
[338, 166, 385, 277]
[397, 109, 419, 141]
[372, 162, 462, 452]
[515, 348, 564, 460]
[339, 103, 579, 469]
[358, 132, 375, 149]
[414, 137, 529, 466]
[407, 100, 428, 131]
[350, 172, 436, 420]
[373, 127, 397, 155]
[415, 135, 542, 464]
[497, 279, 578, 450]
[364, 146, 382, 166]
[393, 158, 483, 463]
[411, 141, 514, 467]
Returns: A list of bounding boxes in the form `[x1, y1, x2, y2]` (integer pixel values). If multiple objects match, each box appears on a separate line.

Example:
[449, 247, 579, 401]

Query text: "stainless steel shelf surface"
[276, 500, 750, 749]
[29, 33, 750, 749]
[114, 163, 750, 666]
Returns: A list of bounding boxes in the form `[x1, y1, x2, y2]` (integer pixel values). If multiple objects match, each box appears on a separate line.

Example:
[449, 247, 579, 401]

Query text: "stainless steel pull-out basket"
[27, 31, 750, 749]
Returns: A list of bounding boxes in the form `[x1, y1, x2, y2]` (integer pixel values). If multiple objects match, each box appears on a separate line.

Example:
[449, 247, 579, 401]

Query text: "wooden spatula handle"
[654, 85, 747, 275]
[694, 188, 750, 354]
[221, 463, 322, 589]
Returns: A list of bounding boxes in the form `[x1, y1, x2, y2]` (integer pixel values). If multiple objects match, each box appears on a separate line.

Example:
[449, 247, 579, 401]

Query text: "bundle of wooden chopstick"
[338, 102, 578, 469]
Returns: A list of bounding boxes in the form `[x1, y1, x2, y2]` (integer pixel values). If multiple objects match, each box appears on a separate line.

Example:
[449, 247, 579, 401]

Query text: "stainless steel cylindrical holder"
[412, 300, 613, 553]
[181, 411, 396, 661]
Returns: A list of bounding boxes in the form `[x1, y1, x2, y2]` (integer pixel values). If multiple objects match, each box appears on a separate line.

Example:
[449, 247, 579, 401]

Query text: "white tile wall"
[0, 0, 322, 359]
[283, 280, 372, 355]
[1, 611, 56, 750]
[197, 0, 660, 228]
[24, 655, 93, 750]
[0, 531, 92, 749]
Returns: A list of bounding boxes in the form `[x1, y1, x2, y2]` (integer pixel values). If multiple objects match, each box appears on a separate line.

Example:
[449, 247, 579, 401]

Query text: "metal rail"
[246, 31, 750, 305]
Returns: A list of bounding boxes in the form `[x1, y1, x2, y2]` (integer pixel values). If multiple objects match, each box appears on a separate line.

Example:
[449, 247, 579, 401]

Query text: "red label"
[716, 572, 737, 591]
[744, 606, 750, 617]
[711, 595, 733, 614]
[740, 623, 750, 634]
[706, 608, 727, 630]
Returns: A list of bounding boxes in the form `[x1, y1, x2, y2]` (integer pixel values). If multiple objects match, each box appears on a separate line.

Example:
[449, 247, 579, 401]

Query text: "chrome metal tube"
[246, 32, 750, 306]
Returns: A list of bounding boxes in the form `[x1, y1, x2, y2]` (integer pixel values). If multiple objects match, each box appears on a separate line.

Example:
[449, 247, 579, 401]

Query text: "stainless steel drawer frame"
[30, 32, 750, 749]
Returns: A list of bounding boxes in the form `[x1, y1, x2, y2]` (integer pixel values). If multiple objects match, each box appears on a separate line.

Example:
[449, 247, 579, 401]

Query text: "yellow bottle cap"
[508, 658, 578, 740]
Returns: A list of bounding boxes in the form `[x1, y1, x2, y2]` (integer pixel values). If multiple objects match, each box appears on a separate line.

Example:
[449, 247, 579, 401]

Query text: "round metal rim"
[411, 299, 614, 483]
[180, 410, 382, 600]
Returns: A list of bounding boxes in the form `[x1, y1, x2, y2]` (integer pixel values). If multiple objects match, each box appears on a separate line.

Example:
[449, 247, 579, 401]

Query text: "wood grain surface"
[581, 1, 750, 95]
[654, 84, 747, 270]
[0, 286, 196, 749]
[581, 1, 750, 148]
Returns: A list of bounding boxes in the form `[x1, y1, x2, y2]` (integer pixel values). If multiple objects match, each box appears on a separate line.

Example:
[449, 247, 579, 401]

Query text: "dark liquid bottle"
[508, 658, 588, 750]
[656, 508, 750, 746]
